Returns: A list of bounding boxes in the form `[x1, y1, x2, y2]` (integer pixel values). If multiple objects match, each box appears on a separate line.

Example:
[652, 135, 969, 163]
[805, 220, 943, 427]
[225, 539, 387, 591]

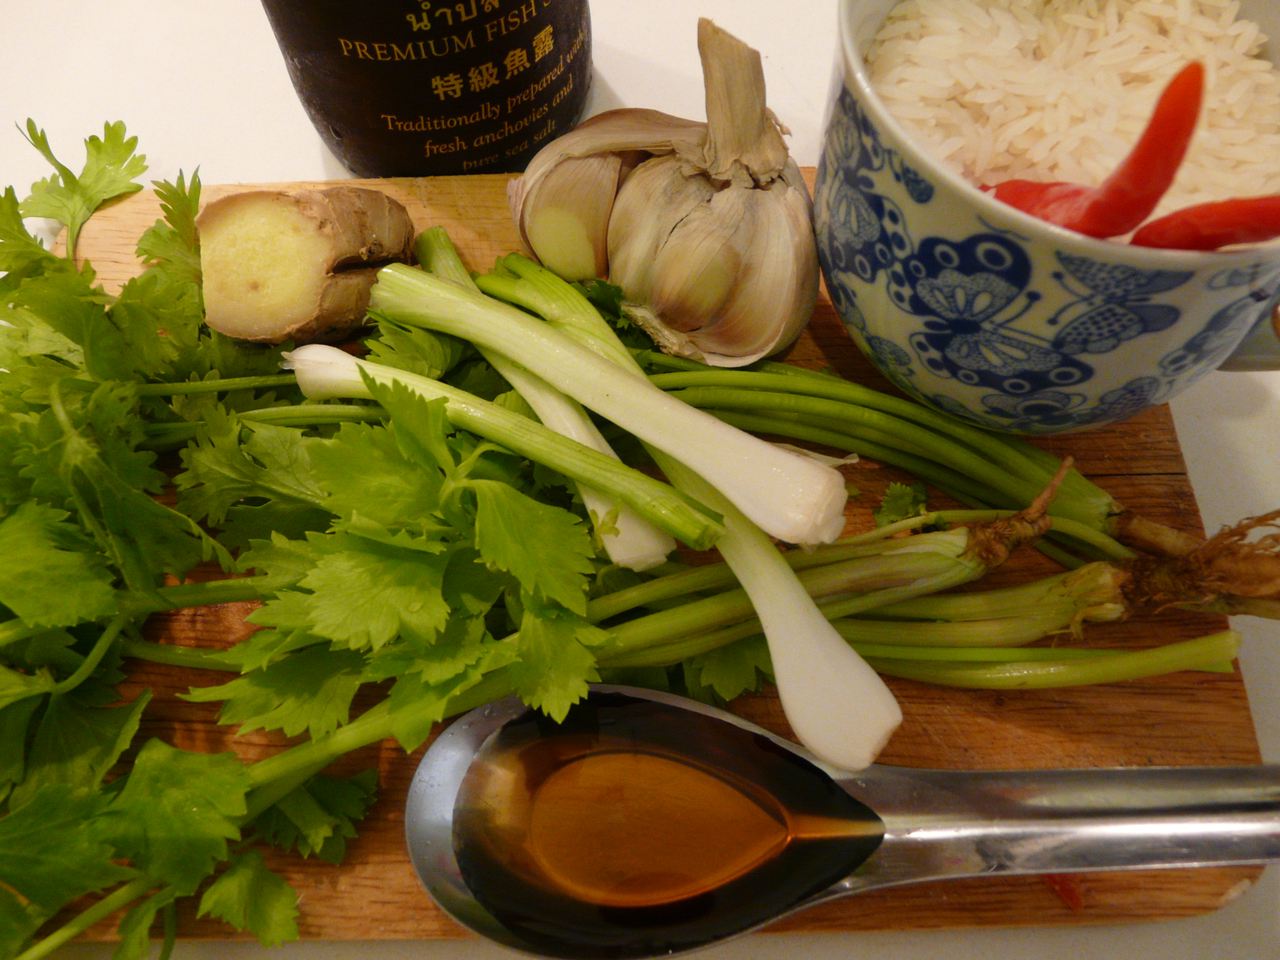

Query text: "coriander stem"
[142, 404, 385, 448]
[133, 374, 298, 396]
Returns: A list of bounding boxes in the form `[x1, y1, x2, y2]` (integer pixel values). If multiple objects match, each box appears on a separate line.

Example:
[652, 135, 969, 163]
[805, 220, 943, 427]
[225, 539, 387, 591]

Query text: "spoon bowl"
[405, 686, 1280, 959]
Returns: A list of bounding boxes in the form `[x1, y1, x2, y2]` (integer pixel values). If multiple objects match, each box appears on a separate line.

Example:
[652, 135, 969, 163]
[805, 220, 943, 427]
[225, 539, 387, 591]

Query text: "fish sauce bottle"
[259, 0, 592, 176]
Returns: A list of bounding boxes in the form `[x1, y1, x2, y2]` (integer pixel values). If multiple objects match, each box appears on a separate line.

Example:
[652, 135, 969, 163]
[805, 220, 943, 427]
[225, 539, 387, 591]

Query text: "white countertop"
[6, 2, 1278, 958]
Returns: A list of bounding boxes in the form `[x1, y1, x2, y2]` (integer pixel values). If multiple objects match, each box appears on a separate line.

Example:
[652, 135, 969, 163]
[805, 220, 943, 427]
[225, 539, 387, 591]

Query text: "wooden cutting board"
[68, 172, 1262, 943]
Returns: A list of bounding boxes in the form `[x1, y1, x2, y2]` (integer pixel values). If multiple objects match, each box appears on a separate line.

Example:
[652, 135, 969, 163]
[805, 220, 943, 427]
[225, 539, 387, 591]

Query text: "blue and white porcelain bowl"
[815, 0, 1280, 435]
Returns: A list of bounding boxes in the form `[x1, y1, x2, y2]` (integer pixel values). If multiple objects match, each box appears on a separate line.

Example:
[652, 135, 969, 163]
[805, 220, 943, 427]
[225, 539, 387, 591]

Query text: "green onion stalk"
[636, 352, 1207, 561]
[414, 226, 678, 572]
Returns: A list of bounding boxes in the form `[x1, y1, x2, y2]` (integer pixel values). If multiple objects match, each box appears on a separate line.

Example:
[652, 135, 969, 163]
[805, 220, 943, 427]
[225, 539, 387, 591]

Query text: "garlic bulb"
[508, 19, 818, 368]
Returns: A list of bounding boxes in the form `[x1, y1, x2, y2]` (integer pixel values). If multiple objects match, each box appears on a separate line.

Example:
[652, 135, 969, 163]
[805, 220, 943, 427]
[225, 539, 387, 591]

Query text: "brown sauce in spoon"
[452, 692, 884, 958]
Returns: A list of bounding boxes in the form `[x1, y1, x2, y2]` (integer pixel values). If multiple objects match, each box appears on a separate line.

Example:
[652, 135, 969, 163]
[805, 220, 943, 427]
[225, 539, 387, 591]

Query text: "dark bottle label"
[260, 0, 592, 177]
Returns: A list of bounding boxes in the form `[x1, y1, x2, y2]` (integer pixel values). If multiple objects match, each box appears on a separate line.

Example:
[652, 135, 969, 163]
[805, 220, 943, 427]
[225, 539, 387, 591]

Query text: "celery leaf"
[177, 410, 326, 528]
[0, 784, 133, 929]
[685, 636, 773, 703]
[254, 769, 378, 864]
[308, 421, 445, 529]
[471, 479, 596, 615]
[296, 531, 451, 650]
[109, 740, 249, 896]
[197, 850, 299, 947]
[8, 691, 152, 810]
[509, 607, 606, 721]
[183, 646, 364, 739]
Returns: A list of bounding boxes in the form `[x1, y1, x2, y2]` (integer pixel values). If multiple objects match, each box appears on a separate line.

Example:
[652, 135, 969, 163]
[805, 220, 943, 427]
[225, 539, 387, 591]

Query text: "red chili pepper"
[989, 61, 1204, 239]
[1130, 194, 1280, 250]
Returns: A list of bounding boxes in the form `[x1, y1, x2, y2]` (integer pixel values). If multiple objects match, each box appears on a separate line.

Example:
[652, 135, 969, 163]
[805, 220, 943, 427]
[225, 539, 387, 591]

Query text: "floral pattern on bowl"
[815, 85, 1280, 435]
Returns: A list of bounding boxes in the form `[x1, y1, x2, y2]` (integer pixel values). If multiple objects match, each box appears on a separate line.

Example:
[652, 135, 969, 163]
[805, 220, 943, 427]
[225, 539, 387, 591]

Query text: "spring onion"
[368, 263, 848, 547]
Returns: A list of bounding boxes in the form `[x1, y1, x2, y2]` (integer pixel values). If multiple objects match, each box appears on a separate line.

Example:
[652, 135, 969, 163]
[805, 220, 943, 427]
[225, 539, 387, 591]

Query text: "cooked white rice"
[866, 0, 1280, 217]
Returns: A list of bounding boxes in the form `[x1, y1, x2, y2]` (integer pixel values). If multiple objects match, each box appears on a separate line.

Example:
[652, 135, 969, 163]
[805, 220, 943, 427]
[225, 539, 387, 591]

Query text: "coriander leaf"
[574, 278, 624, 317]
[508, 606, 605, 721]
[111, 267, 204, 379]
[197, 850, 299, 947]
[875, 480, 929, 527]
[23, 380, 225, 589]
[19, 120, 146, 259]
[9, 269, 132, 380]
[109, 740, 249, 896]
[136, 171, 202, 286]
[0, 185, 57, 275]
[0, 502, 117, 627]
[471, 479, 595, 615]
[183, 646, 364, 739]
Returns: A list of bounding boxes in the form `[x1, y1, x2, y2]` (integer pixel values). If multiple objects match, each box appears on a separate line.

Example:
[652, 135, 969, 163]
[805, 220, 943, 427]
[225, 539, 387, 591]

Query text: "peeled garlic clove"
[517, 153, 622, 281]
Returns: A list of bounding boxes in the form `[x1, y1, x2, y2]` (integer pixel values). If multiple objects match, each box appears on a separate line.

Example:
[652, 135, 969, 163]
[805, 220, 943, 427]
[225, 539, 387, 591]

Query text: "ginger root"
[197, 186, 414, 344]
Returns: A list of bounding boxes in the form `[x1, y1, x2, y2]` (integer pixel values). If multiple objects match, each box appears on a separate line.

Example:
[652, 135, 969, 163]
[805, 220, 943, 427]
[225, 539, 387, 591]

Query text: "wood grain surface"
[67, 172, 1262, 943]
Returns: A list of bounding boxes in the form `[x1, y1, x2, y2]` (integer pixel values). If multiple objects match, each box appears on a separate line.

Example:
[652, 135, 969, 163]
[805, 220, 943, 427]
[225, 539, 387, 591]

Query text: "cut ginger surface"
[197, 186, 415, 344]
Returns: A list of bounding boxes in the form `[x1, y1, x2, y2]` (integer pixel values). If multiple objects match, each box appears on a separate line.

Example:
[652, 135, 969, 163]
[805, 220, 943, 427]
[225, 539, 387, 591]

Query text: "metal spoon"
[405, 685, 1280, 959]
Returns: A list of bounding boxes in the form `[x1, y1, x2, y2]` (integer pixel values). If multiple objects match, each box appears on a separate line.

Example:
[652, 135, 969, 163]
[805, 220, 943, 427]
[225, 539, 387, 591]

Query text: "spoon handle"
[836, 764, 1280, 893]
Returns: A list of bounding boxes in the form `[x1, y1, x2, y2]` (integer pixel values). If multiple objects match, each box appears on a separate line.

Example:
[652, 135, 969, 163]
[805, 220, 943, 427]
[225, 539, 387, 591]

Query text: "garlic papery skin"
[613, 19, 817, 367]
[508, 109, 706, 282]
[605, 154, 717, 309]
[507, 18, 820, 367]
